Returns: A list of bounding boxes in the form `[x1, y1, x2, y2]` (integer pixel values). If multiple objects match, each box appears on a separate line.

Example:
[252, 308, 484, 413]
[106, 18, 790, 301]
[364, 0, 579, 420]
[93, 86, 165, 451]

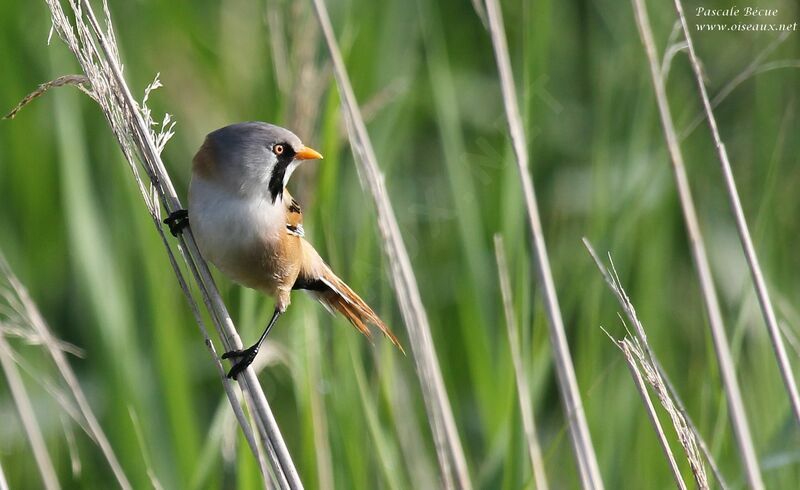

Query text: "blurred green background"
[1, 0, 799, 488]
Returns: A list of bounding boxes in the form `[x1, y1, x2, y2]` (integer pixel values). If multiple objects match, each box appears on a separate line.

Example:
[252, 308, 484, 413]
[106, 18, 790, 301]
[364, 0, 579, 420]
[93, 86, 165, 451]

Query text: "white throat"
[283, 161, 301, 187]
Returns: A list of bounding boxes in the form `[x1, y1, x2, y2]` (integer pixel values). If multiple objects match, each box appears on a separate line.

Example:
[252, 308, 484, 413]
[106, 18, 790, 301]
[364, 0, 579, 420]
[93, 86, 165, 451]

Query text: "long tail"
[313, 267, 405, 354]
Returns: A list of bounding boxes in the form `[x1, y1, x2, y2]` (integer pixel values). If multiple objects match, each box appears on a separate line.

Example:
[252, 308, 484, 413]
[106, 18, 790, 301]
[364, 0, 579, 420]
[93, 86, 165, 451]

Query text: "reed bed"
[1, 0, 799, 488]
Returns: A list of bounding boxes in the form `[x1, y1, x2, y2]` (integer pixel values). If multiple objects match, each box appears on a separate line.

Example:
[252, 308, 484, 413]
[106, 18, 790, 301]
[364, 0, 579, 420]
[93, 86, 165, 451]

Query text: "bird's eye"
[273, 144, 285, 155]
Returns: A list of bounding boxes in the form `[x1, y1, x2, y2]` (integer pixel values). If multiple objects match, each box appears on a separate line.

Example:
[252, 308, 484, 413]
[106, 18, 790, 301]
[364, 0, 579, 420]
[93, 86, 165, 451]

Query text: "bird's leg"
[163, 209, 189, 237]
[222, 308, 282, 380]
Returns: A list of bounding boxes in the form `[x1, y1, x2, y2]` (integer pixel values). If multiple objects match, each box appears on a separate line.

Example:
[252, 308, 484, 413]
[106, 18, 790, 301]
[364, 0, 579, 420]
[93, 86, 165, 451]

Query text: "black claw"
[221, 348, 247, 360]
[222, 345, 259, 380]
[164, 209, 189, 237]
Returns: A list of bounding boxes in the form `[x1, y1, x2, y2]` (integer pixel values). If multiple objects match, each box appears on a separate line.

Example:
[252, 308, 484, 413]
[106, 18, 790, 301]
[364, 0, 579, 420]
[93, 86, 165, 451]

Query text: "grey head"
[201, 121, 320, 202]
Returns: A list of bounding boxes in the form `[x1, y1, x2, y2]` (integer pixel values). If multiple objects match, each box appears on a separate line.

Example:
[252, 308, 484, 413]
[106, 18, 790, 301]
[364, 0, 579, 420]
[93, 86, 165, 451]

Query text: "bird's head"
[195, 121, 323, 202]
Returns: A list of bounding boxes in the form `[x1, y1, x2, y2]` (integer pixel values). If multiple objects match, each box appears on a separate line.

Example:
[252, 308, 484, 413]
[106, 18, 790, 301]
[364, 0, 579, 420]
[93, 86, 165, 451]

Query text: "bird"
[164, 122, 403, 379]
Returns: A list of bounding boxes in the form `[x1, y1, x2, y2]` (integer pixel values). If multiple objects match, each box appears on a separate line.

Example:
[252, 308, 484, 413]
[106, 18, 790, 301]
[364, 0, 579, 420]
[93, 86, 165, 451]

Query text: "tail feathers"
[315, 268, 405, 354]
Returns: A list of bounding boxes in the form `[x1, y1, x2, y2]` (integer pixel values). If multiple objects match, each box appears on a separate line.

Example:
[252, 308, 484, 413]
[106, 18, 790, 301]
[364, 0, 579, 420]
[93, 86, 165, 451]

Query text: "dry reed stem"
[2, 74, 90, 120]
[494, 235, 549, 490]
[0, 342, 90, 437]
[310, 0, 472, 487]
[0, 331, 60, 490]
[672, 0, 800, 428]
[80, 2, 288, 484]
[298, 316, 334, 490]
[585, 240, 729, 487]
[680, 32, 791, 138]
[630, 0, 763, 486]
[650, 358, 729, 489]
[617, 340, 687, 490]
[0, 324, 82, 357]
[583, 240, 708, 488]
[36, 0, 300, 486]
[0, 459, 7, 490]
[481, 0, 603, 487]
[156, 225, 273, 486]
[61, 417, 81, 478]
[0, 254, 131, 489]
[391, 366, 440, 490]
[128, 408, 165, 490]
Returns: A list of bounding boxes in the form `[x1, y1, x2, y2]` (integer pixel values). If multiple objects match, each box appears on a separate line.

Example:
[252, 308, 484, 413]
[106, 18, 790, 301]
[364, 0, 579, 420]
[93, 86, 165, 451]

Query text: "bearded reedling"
[165, 122, 403, 379]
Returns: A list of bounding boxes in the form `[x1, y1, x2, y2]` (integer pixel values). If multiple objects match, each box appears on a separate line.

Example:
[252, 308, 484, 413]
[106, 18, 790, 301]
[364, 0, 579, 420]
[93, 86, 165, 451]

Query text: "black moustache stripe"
[268, 152, 295, 203]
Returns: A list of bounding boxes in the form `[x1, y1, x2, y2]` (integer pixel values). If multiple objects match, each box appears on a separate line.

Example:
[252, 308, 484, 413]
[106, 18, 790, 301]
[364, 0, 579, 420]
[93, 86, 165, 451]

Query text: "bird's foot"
[221, 345, 259, 380]
[164, 209, 189, 237]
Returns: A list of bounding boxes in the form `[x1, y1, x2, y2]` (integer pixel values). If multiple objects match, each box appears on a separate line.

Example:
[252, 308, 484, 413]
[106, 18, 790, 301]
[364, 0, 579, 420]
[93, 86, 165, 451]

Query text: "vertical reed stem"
[630, 0, 763, 486]
[494, 235, 549, 490]
[620, 344, 688, 490]
[0, 255, 132, 489]
[39, 1, 302, 486]
[0, 333, 60, 490]
[310, 0, 472, 487]
[482, 0, 603, 487]
[672, 0, 800, 428]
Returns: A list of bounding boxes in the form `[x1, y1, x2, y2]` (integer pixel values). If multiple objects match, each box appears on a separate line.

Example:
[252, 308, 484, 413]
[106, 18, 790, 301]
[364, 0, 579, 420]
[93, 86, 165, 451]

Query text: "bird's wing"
[283, 189, 304, 237]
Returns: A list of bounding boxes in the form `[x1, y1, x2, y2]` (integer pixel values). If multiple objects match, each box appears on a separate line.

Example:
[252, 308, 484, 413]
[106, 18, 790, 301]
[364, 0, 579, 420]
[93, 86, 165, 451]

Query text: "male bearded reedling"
[165, 122, 404, 379]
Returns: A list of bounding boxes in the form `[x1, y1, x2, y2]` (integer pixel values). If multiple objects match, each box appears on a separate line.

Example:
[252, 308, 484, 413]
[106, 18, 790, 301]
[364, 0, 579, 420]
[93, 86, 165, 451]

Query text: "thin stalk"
[62, 416, 81, 479]
[390, 366, 439, 490]
[310, 0, 472, 488]
[157, 232, 272, 486]
[0, 459, 7, 490]
[350, 347, 405, 490]
[630, 0, 763, 486]
[0, 337, 89, 437]
[0, 332, 60, 490]
[680, 32, 791, 138]
[652, 359, 729, 489]
[303, 318, 334, 490]
[583, 241, 709, 488]
[494, 235, 549, 490]
[583, 240, 729, 488]
[80, 2, 294, 485]
[619, 342, 687, 490]
[481, 0, 603, 487]
[672, 0, 800, 428]
[0, 255, 132, 489]
[128, 408, 165, 490]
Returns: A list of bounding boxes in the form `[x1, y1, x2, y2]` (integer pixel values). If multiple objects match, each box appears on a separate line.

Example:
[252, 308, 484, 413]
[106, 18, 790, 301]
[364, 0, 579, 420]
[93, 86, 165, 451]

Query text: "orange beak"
[295, 146, 324, 161]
